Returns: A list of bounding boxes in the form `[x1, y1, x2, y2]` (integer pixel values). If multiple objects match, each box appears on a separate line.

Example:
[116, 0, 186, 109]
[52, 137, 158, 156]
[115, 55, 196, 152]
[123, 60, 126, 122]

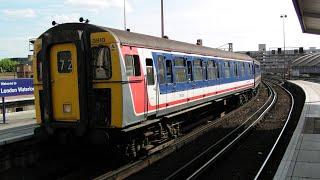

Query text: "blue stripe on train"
[151, 52, 256, 95]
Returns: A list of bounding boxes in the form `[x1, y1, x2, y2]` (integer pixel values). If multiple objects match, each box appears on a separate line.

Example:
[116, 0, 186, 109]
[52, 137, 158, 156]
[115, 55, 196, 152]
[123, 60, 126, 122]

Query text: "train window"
[92, 47, 111, 79]
[125, 55, 134, 76]
[133, 55, 141, 76]
[125, 55, 141, 76]
[146, 58, 154, 85]
[207, 60, 218, 80]
[174, 58, 187, 83]
[57, 51, 72, 73]
[224, 61, 230, 78]
[193, 59, 203, 81]
[187, 61, 193, 81]
[166, 60, 173, 83]
[157, 56, 165, 84]
[234, 63, 239, 77]
[240, 63, 245, 77]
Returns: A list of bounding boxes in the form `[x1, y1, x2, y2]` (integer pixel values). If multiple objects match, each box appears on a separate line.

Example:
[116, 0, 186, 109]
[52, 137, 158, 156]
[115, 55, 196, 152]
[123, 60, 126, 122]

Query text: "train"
[33, 22, 261, 157]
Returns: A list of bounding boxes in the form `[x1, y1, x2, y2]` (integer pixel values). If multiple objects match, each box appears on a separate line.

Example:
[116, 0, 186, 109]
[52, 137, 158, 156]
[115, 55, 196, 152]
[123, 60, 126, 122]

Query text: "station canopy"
[292, 53, 320, 67]
[293, 0, 320, 34]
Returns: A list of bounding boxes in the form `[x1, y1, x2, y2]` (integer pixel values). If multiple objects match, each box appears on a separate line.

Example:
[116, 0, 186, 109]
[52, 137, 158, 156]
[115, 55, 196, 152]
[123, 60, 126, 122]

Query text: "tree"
[0, 58, 18, 72]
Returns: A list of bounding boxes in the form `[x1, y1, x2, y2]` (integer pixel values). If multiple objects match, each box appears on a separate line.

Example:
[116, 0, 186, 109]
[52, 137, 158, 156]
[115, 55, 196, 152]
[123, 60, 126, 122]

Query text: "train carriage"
[33, 22, 260, 154]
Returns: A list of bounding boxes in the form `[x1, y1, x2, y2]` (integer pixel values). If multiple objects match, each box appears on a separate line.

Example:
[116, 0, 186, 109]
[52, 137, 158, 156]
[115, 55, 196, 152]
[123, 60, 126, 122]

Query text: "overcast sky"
[0, 0, 319, 58]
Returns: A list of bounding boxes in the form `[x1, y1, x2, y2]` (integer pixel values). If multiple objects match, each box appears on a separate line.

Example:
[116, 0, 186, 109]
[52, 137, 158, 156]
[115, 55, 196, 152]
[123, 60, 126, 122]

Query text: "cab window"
[57, 51, 72, 73]
[92, 47, 112, 79]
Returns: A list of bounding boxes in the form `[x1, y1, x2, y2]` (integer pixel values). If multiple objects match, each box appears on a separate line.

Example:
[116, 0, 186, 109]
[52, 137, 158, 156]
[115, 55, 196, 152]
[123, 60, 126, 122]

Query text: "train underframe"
[109, 88, 257, 159]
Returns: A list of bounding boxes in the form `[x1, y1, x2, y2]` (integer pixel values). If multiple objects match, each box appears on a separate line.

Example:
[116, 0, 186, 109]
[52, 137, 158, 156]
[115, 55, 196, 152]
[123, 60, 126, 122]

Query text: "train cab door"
[50, 43, 80, 122]
[146, 58, 157, 115]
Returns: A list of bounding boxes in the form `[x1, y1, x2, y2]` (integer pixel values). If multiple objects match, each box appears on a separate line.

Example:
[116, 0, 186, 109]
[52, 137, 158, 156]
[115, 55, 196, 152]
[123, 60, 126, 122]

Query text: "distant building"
[10, 57, 29, 64]
[16, 61, 33, 78]
[238, 45, 320, 76]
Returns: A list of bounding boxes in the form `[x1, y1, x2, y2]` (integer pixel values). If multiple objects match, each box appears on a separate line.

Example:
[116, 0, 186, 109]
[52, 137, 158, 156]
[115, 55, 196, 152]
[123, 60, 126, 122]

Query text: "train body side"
[120, 46, 257, 128]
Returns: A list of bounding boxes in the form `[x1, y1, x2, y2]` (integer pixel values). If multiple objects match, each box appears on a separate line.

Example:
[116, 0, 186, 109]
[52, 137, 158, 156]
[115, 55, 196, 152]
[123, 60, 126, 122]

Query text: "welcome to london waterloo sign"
[0, 78, 34, 97]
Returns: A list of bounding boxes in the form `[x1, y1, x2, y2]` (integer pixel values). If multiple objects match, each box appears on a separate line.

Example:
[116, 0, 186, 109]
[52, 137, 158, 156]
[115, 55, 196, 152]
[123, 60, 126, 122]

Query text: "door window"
[57, 51, 72, 73]
[146, 58, 155, 85]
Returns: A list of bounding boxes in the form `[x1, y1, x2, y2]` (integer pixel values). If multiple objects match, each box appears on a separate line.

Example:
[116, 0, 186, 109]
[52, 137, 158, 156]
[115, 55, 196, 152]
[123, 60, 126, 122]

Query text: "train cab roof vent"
[52, 21, 59, 26]
[196, 39, 203, 46]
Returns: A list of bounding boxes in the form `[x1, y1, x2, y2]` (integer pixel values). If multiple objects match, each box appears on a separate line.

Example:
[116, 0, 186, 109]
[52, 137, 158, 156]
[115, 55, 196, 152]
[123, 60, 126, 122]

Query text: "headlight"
[63, 104, 72, 113]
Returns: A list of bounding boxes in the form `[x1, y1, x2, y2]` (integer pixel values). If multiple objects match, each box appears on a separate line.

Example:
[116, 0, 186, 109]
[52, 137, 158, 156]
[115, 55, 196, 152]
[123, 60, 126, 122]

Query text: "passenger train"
[33, 22, 261, 156]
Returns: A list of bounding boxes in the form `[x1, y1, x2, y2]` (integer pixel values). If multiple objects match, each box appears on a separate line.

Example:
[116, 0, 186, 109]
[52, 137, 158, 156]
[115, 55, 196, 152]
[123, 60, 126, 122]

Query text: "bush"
[0, 58, 18, 72]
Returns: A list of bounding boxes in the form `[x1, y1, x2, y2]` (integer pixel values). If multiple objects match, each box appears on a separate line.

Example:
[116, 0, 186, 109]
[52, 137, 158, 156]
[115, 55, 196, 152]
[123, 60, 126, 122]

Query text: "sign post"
[0, 78, 34, 124]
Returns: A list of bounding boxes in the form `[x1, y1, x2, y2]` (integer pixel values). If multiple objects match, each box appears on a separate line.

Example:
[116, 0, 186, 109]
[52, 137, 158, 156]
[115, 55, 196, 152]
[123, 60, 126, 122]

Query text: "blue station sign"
[0, 78, 34, 97]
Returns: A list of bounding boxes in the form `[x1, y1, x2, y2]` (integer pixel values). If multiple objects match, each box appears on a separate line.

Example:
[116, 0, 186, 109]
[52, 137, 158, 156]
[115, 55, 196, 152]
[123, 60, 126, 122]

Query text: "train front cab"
[33, 29, 124, 138]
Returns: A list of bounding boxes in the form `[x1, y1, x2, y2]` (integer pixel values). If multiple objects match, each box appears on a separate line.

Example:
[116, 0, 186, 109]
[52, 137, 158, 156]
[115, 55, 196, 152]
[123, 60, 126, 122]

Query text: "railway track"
[94, 83, 271, 180]
[176, 80, 294, 179]
[163, 82, 277, 180]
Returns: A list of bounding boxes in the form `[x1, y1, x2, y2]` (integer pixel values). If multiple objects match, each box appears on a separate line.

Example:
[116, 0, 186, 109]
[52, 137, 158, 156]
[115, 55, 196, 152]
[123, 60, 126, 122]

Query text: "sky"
[0, 0, 319, 58]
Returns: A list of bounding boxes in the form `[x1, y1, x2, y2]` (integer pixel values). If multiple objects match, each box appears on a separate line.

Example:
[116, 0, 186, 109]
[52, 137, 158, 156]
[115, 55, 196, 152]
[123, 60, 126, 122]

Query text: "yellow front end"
[90, 32, 123, 128]
[33, 30, 124, 134]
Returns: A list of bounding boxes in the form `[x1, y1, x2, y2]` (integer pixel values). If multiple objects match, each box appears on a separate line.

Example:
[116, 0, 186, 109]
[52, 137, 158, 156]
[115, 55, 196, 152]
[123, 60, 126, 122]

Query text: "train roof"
[41, 23, 253, 61]
[98, 26, 252, 61]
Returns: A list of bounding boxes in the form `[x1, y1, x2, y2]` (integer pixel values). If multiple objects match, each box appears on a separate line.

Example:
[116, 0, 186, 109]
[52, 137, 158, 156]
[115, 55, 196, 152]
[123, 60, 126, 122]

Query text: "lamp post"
[280, 14, 287, 79]
[124, 0, 126, 30]
[161, 0, 164, 38]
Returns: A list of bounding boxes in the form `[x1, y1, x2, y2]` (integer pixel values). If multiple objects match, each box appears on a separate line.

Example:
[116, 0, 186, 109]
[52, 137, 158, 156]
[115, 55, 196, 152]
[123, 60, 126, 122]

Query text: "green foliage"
[0, 58, 18, 72]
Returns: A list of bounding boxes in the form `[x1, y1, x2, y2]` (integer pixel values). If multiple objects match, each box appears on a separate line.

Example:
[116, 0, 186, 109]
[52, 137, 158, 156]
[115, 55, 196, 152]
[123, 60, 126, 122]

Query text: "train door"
[155, 54, 166, 114]
[206, 59, 219, 96]
[186, 57, 194, 101]
[193, 58, 204, 99]
[172, 56, 187, 104]
[50, 43, 80, 121]
[164, 54, 175, 107]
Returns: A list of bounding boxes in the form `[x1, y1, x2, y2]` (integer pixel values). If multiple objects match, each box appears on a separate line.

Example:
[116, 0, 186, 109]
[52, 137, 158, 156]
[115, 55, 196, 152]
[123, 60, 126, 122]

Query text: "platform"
[0, 110, 37, 145]
[0, 94, 34, 103]
[275, 80, 320, 179]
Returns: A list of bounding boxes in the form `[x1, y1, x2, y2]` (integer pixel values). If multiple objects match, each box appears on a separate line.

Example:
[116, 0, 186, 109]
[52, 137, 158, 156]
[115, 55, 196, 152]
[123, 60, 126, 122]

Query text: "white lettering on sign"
[1, 82, 14, 86]
[0, 86, 34, 94]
